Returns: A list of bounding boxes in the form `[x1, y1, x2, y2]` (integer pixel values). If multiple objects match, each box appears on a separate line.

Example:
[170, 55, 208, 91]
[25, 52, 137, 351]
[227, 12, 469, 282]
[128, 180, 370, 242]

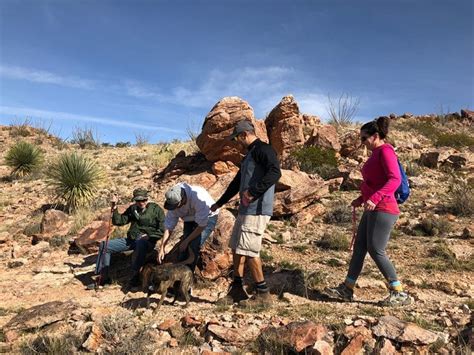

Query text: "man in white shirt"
[158, 182, 219, 271]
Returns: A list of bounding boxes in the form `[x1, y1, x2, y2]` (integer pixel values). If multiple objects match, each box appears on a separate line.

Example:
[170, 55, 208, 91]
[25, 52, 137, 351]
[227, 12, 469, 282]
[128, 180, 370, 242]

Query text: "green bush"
[435, 132, 474, 148]
[5, 141, 43, 177]
[291, 146, 338, 179]
[448, 179, 474, 217]
[414, 216, 452, 237]
[20, 333, 82, 355]
[316, 232, 350, 251]
[324, 201, 352, 224]
[115, 141, 131, 148]
[47, 152, 104, 211]
[405, 161, 422, 177]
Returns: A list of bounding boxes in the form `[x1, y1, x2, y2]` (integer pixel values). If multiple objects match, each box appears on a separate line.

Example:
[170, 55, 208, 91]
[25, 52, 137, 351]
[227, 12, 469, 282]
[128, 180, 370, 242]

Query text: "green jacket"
[112, 202, 165, 240]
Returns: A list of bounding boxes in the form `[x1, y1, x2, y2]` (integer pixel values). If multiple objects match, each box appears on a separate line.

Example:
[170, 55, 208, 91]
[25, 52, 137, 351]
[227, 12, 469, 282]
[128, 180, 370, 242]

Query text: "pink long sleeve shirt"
[360, 144, 401, 215]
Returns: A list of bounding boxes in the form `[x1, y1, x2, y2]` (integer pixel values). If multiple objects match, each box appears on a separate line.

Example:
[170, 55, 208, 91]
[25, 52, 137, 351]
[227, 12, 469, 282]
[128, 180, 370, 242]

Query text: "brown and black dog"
[141, 246, 194, 313]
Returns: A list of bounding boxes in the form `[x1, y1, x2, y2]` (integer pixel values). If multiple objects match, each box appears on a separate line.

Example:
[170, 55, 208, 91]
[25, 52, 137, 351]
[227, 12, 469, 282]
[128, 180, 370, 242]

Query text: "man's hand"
[241, 190, 253, 207]
[157, 247, 166, 264]
[110, 193, 119, 207]
[210, 203, 220, 212]
[364, 200, 376, 211]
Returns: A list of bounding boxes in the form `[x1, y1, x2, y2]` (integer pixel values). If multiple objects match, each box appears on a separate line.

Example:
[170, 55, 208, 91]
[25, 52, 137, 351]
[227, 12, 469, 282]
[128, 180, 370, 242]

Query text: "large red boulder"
[196, 97, 268, 164]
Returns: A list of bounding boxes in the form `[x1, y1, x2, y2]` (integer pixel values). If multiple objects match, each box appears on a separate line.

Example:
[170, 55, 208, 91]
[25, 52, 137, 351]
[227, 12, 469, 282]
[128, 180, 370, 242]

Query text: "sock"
[233, 276, 243, 286]
[344, 277, 356, 290]
[255, 281, 269, 293]
[389, 280, 403, 292]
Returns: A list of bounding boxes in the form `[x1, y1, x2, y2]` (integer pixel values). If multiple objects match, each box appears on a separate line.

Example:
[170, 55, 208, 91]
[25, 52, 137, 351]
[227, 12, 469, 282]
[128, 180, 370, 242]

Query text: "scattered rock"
[274, 170, 329, 216]
[341, 170, 363, 191]
[82, 323, 103, 353]
[212, 161, 238, 176]
[313, 340, 334, 355]
[73, 220, 113, 253]
[372, 316, 440, 345]
[40, 209, 70, 235]
[418, 151, 440, 168]
[208, 324, 259, 344]
[7, 258, 27, 268]
[306, 124, 341, 152]
[158, 319, 177, 331]
[290, 203, 326, 227]
[4, 301, 77, 335]
[258, 321, 331, 353]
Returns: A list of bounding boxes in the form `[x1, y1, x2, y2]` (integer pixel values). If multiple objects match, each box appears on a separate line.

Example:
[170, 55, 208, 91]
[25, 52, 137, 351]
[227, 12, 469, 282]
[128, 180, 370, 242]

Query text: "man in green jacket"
[93, 188, 165, 288]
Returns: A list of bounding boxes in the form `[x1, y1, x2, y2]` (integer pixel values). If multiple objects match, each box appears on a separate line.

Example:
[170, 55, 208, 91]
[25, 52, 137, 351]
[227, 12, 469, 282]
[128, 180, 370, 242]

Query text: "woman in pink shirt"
[326, 116, 410, 306]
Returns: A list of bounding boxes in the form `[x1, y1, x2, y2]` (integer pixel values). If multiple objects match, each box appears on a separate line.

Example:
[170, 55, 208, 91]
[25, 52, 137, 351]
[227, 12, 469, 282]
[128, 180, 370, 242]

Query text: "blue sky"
[0, 0, 472, 143]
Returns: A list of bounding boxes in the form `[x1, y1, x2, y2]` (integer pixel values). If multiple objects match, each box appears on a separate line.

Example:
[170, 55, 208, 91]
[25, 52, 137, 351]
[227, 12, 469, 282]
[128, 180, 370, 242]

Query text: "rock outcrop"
[196, 97, 268, 164]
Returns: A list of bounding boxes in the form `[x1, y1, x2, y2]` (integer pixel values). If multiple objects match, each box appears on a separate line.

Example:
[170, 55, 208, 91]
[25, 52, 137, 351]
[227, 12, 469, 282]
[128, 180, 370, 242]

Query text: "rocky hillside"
[0, 98, 472, 354]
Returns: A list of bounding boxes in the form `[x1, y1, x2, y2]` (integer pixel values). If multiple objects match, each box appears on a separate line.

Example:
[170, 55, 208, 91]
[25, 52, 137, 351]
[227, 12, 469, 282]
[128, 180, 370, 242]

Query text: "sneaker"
[216, 283, 249, 306]
[325, 283, 354, 302]
[238, 291, 272, 309]
[380, 291, 411, 307]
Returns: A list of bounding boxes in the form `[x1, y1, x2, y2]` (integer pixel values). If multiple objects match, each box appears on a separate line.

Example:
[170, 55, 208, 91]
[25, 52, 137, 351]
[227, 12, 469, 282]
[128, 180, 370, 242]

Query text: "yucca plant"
[5, 141, 43, 177]
[47, 152, 104, 211]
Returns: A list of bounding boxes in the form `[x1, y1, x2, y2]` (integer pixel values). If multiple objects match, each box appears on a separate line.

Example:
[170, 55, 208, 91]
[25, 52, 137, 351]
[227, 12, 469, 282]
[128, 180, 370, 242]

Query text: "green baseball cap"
[132, 188, 149, 201]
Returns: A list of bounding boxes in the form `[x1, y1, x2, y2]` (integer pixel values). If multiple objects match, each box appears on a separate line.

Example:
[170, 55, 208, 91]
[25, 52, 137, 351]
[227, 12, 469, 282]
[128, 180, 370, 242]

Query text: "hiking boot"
[86, 268, 112, 290]
[238, 291, 272, 309]
[216, 283, 249, 306]
[325, 283, 354, 302]
[379, 291, 411, 307]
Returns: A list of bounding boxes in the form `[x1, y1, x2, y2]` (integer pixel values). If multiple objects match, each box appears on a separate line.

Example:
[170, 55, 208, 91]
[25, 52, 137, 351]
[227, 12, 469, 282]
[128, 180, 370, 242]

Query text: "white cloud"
[0, 106, 184, 133]
[0, 65, 97, 90]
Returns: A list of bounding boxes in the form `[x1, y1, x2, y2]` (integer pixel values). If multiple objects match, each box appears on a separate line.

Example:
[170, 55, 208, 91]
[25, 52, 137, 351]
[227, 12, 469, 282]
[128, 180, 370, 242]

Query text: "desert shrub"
[47, 152, 104, 211]
[448, 179, 474, 217]
[324, 201, 352, 224]
[291, 146, 338, 179]
[20, 333, 82, 355]
[49, 235, 69, 248]
[69, 208, 95, 235]
[70, 126, 100, 149]
[326, 93, 360, 126]
[260, 249, 274, 262]
[405, 161, 422, 177]
[115, 141, 131, 148]
[5, 141, 43, 178]
[9, 118, 33, 137]
[135, 132, 151, 147]
[316, 232, 350, 251]
[292, 245, 309, 253]
[278, 260, 302, 271]
[414, 216, 452, 237]
[435, 132, 474, 149]
[406, 120, 439, 141]
[424, 242, 474, 272]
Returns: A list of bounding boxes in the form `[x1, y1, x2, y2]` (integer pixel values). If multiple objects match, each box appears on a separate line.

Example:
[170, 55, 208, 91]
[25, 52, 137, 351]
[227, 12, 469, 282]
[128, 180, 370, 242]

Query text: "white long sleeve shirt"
[164, 183, 219, 231]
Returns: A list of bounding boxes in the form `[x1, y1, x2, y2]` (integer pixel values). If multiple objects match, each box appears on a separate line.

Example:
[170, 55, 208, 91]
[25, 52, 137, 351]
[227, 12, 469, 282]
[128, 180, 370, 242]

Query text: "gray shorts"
[229, 214, 271, 257]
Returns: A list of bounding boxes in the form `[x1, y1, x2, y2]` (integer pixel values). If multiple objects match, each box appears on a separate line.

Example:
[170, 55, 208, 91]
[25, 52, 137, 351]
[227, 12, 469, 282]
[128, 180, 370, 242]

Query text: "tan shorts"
[229, 214, 271, 257]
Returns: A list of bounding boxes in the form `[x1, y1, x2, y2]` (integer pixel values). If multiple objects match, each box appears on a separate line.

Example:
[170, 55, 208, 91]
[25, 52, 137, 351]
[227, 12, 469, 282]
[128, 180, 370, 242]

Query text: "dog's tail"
[173, 245, 195, 266]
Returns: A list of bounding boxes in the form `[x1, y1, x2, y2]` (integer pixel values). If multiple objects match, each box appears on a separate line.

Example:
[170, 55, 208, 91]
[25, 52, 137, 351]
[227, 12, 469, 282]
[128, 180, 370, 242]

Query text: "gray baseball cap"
[164, 184, 184, 210]
[227, 120, 255, 141]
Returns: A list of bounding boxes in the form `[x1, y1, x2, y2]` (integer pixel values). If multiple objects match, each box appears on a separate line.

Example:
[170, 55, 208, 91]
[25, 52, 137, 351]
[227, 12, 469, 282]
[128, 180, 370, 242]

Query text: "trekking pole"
[349, 206, 357, 252]
[96, 201, 115, 287]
